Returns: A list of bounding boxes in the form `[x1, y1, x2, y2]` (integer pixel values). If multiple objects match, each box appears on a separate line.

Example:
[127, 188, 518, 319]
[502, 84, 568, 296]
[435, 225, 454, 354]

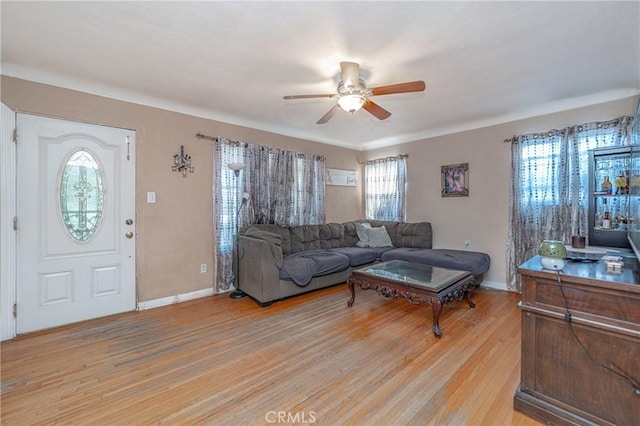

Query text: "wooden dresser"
[515, 255, 640, 425]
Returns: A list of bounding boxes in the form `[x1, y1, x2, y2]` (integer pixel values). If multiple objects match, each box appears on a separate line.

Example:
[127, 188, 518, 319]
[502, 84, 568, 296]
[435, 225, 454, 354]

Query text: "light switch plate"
[147, 192, 156, 203]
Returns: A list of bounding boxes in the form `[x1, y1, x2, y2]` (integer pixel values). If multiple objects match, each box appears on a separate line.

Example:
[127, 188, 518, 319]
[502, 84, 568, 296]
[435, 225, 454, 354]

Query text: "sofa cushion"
[396, 222, 432, 248]
[367, 246, 397, 259]
[279, 250, 350, 286]
[342, 221, 363, 247]
[290, 225, 321, 252]
[317, 223, 345, 249]
[355, 222, 372, 246]
[381, 248, 490, 276]
[366, 221, 399, 244]
[241, 224, 292, 255]
[365, 226, 393, 247]
[328, 247, 379, 266]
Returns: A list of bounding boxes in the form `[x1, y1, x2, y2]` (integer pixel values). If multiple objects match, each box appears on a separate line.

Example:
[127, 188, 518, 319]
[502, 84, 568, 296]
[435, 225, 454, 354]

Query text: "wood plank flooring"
[1, 285, 541, 425]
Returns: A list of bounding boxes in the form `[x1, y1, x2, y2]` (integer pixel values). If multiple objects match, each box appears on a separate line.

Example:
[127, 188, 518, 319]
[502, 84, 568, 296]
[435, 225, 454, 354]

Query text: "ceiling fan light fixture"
[338, 94, 366, 113]
[283, 61, 426, 123]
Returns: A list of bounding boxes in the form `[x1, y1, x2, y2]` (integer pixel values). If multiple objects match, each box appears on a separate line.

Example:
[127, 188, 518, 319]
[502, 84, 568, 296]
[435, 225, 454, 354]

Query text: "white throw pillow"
[355, 222, 372, 247]
[366, 226, 393, 248]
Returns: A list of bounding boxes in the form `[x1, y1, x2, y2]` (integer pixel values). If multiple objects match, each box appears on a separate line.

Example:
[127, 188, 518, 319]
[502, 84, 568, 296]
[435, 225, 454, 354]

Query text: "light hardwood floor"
[1, 285, 542, 425]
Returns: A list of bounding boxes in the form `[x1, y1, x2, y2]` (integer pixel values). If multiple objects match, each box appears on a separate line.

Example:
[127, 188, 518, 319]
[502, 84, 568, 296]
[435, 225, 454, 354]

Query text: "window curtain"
[364, 154, 407, 221]
[213, 140, 246, 293]
[213, 137, 326, 292]
[293, 153, 326, 225]
[507, 116, 631, 292]
[245, 146, 325, 226]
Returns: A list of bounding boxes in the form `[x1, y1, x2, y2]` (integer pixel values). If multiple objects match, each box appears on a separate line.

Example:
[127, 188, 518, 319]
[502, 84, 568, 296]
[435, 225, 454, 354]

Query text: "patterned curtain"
[507, 116, 631, 292]
[267, 148, 296, 226]
[213, 137, 326, 292]
[213, 139, 246, 292]
[294, 153, 326, 225]
[364, 155, 407, 221]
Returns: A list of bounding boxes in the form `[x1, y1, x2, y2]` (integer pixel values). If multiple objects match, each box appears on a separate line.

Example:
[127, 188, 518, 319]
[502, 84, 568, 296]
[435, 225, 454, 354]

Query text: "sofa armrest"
[237, 235, 282, 303]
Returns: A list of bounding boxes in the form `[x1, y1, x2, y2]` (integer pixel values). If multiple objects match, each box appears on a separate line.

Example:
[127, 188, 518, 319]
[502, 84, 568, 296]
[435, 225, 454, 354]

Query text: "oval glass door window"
[60, 150, 105, 241]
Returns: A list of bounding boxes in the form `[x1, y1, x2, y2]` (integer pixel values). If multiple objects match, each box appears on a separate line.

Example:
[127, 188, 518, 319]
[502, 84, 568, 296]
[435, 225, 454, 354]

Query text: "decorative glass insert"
[60, 150, 104, 241]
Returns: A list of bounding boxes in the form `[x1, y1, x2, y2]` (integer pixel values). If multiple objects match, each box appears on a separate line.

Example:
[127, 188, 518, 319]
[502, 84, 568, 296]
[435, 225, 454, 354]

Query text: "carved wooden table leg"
[347, 279, 356, 307]
[346, 265, 475, 337]
[467, 288, 476, 308]
[431, 299, 443, 337]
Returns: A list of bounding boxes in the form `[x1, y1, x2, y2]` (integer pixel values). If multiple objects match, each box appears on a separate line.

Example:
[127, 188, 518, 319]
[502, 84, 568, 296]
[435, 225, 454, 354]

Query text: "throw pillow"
[355, 222, 372, 247]
[366, 226, 393, 248]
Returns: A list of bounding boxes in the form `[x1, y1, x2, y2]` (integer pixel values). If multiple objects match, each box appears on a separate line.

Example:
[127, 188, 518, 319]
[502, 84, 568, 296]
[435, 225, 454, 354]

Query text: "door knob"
[125, 219, 133, 225]
[125, 231, 134, 239]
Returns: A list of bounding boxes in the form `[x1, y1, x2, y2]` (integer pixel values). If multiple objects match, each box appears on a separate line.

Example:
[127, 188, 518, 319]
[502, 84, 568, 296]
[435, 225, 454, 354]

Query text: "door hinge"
[13, 217, 17, 231]
[13, 303, 17, 318]
[13, 128, 17, 143]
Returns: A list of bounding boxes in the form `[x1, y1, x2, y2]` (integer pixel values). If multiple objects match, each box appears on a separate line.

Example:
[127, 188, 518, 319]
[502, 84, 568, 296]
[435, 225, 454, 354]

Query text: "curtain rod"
[196, 133, 245, 146]
[360, 153, 409, 164]
[196, 132, 215, 141]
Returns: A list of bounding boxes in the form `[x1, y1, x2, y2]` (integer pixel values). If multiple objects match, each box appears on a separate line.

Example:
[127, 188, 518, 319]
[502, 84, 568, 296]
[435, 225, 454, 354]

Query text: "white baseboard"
[478, 280, 509, 292]
[137, 287, 214, 311]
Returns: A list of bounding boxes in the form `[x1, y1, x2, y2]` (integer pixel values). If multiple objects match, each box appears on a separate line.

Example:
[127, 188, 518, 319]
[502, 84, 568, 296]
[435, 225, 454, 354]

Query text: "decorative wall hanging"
[172, 145, 194, 177]
[441, 163, 469, 197]
[326, 168, 357, 186]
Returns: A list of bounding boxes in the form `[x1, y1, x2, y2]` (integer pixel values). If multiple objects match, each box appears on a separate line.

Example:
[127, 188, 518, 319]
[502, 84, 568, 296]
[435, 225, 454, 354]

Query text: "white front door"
[16, 114, 136, 334]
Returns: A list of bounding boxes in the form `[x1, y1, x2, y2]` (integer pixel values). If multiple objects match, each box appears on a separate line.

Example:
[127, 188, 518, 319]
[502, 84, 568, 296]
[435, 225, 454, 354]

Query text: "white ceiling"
[2, 1, 639, 151]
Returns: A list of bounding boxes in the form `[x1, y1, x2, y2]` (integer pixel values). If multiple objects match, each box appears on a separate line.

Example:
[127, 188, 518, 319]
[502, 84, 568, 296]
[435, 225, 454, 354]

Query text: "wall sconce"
[172, 145, 194, 177]
[228, 162, 245, 177]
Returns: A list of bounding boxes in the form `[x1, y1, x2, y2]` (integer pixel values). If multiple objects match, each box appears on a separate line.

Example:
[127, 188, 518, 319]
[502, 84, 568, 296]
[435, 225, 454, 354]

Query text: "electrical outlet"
[464, 240, 471, 249]
[200, 264, 207, 273]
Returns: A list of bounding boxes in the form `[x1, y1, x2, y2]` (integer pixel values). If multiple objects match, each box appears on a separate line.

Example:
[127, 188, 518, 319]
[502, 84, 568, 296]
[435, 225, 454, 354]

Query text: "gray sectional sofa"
[236, 220, 490, 306]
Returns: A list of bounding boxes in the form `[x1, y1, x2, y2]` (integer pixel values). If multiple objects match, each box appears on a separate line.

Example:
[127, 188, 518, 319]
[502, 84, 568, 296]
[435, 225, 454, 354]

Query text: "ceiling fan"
[283, 61, 426, 124]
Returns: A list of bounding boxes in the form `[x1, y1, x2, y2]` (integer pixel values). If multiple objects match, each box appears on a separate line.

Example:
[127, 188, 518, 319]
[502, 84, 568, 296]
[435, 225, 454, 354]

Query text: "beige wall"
[4, 75, 638, 296]
[364, 95, 640, 288]
[1, 76, 362, 302]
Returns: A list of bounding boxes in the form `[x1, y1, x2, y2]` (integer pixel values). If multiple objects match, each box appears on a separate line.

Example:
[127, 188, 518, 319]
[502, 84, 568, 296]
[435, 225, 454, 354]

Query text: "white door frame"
[1, 103, 17, 340]
[1, 110, 137, 339]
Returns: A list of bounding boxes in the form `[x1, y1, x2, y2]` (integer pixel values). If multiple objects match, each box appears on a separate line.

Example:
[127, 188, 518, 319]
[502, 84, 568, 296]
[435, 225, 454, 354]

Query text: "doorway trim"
[1, 103, 17, 340]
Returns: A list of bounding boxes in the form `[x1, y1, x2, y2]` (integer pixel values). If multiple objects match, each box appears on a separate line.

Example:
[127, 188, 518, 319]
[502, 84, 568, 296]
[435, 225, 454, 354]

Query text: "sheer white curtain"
[507, 117, 631, 291]
[364, 155, 407, 221]
[213, 137, 326, 292]
[213, 139, 246, 292]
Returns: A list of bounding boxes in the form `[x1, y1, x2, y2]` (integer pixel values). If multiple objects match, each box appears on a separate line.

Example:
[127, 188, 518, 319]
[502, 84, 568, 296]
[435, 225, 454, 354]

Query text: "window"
[519, 139, 562, 206]
[507, 116, 631, 292]
[59, 150, 104, 241]
[517, 125, 632, 209]
[364, 155, 407, 221]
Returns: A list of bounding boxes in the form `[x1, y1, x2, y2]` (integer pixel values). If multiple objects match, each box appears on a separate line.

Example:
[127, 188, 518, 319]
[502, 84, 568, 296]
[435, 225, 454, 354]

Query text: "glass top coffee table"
[347, 260, 476, 337]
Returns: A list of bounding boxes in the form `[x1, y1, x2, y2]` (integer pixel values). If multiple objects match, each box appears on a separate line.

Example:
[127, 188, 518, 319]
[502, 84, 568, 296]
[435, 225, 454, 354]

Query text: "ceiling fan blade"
[369, 81, 426, 96]
[340, 61, 360, 89]
[316, 104, 341, 124]
[363, 100, 392, 120]
[283, 94, 335, 100]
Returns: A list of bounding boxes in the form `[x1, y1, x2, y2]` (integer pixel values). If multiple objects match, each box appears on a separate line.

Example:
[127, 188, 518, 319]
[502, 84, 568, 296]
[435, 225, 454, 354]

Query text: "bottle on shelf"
[616, 173, 628, 194]
[596, 198, 609, 229]
[602, 176, 613, 195]
[596, 200, 605, 228]
[603, 210, 611, 229]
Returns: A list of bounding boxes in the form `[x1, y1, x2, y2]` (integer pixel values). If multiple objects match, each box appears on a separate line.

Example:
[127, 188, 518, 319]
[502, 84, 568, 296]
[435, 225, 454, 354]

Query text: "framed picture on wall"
[441, 163, 469, 197]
